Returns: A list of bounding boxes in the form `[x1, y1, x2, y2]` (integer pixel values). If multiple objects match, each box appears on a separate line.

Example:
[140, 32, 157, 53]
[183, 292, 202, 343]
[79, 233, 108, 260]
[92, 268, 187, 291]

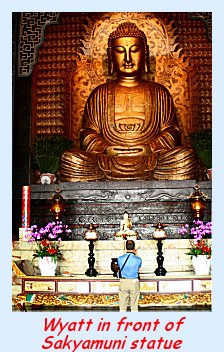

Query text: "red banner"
[21, 186, 30, 228]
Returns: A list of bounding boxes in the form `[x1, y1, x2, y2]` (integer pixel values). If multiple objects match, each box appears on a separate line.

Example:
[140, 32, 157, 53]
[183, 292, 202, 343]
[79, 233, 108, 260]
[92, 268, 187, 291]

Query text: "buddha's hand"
[106, 145, 151, 156]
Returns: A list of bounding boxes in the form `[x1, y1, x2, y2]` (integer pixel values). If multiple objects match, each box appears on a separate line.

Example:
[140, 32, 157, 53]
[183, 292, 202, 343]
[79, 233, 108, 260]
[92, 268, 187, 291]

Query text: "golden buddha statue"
[60, 22, 197, 181]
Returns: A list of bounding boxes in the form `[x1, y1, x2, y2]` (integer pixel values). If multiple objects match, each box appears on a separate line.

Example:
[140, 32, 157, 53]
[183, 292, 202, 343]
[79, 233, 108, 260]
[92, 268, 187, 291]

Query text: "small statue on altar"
[114, 212, 138, 240]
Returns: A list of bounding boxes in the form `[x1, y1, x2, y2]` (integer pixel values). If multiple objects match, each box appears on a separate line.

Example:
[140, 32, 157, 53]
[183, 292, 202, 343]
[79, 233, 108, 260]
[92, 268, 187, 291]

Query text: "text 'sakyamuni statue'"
[61, 22, 197, 181]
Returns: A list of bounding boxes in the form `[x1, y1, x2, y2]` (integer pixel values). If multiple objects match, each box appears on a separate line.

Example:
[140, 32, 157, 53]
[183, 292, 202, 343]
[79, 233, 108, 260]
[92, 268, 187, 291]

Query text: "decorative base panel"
[16, 292, 211, 311]
[15, 274, 211, 311]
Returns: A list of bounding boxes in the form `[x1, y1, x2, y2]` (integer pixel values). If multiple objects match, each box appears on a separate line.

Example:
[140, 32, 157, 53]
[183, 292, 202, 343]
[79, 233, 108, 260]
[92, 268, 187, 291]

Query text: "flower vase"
[40, 173, 57, 184]
[192, 255, 211, 275]
[38, 257, 57, 276]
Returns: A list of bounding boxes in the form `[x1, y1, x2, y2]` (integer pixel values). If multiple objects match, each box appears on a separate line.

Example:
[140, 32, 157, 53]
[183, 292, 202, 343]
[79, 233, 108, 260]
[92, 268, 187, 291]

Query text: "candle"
[153, 229, 167, 239]
[84, 224, 98, 240]
[153, 222, 167, 239]
[21, 186, 30, 228]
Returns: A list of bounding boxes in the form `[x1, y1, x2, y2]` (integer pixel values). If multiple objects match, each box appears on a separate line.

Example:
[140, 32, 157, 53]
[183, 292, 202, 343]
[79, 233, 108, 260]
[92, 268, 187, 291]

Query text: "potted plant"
[178, 220, 212, 275]
[33, 135, 73, 183]
[189, 129, 212, 179]
[24, 221, 72, 276]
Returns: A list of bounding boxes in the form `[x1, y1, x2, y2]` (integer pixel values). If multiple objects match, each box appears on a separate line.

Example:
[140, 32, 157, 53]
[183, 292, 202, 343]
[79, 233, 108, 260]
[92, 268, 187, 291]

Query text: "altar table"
[16, 273, 211, 311]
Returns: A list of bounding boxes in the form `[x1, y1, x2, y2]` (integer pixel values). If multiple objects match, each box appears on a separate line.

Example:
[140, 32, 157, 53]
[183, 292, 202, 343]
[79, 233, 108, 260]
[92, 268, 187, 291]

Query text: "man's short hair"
[126, 240, 135, 250]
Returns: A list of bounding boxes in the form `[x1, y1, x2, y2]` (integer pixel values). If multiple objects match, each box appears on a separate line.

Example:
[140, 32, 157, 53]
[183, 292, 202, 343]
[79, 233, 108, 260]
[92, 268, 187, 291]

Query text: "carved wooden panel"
[172, 13, 212, 130]
[18, 12, 60, 77]
[31, 13, 85, 137]
[30, 180, 211, 240]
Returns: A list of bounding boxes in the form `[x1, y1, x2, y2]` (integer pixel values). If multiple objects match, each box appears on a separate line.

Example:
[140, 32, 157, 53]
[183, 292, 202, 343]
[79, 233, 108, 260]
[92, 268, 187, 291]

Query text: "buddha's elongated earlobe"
[144, 45, 150, 74]
[107, 48, 114, 75]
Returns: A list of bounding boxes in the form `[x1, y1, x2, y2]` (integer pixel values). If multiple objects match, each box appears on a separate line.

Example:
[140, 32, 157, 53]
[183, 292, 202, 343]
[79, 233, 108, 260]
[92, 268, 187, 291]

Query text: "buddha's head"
[123, 211, 129, 220]
[107, 22, 150, 76]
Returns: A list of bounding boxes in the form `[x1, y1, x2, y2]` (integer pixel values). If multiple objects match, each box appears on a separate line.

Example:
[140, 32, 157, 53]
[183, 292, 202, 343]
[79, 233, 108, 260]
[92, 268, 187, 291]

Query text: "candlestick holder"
[85, 238, 98, 277]
[154, 238, 167, 276]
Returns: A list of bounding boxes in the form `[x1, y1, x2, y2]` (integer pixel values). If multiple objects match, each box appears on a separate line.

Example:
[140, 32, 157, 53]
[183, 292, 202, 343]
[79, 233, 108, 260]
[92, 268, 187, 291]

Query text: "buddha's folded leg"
[60, 147, 197, 181]
[98, 155, 155, 181]
[153, 147, 198, 180]
[60, 150, 104, 182]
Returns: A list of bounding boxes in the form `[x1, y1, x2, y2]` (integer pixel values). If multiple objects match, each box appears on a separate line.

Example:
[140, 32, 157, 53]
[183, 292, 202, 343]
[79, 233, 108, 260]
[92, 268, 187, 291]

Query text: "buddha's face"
[111, 37, 145, 77]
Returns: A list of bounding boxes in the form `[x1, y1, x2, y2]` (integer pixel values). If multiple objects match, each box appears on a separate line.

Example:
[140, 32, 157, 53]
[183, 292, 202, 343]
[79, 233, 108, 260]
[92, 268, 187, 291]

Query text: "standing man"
[117, 240, 142, 312]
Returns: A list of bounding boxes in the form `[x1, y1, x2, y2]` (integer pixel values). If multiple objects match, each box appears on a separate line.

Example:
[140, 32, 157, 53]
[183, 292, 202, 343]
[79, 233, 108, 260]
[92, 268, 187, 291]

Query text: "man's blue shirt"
[117, 252, 142, 279]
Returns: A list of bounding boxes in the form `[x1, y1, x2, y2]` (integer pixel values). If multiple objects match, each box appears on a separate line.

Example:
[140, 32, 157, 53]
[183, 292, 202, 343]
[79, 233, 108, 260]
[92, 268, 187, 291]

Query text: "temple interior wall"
[29, 180, 211, 240]
[12, 14, 212, 310]
[12, 12, 212, 238]
[12, 239, 197, 276]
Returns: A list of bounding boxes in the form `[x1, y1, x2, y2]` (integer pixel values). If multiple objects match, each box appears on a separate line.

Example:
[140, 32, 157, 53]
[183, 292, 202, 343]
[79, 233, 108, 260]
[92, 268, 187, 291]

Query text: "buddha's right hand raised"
[106, 145, 151, 157]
